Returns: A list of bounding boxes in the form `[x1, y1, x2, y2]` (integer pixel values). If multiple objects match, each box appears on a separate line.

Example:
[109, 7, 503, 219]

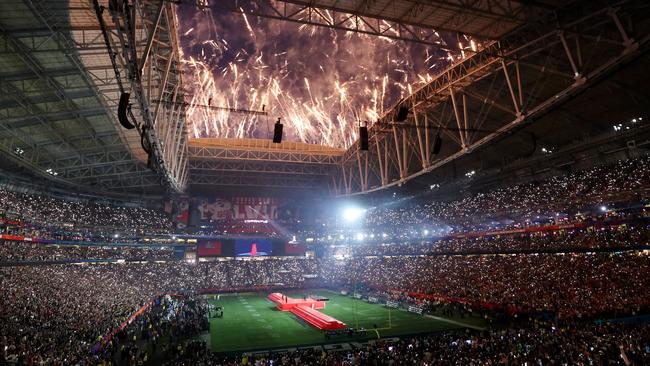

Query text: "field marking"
[422, 314, 486, 331]
[210, 291, 487, 353]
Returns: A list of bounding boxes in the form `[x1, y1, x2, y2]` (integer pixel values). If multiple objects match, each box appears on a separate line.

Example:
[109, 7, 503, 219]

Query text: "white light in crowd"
[600, 206, 608, 212]
[382, 233, 388, 238]
[327, 235, 332, 240]
[114, 234, 119, 238]
[172, 235, 177, 240]
[465, 170, 476, 177]
[423, 229, 429, 236]
[339, 235, 345, 240]
[342, 206, 366, 221]
[356, 233, 364, 241]
[370, 234, 375, 238]
[45, 168, 58, 176]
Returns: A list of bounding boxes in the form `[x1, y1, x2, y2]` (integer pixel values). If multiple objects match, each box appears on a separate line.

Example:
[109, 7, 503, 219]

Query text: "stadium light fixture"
[342, 206, 366, 222]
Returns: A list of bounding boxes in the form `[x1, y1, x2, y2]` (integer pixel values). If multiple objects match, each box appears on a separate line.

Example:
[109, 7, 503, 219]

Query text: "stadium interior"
[1, 0, 650, 364]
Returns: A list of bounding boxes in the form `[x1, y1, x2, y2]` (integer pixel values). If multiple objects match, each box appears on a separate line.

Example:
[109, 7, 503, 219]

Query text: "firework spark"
[177, 2, 474, 148]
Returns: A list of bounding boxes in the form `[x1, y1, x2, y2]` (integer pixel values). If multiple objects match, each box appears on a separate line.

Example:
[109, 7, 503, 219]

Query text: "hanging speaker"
[395, 106, 409, 121]
[272, 119, 283, 143]
[118, 93, 136, 129]
[359, 126, 369, 151]
[140, 127, 151, 154]
[432, 134, 442, 155]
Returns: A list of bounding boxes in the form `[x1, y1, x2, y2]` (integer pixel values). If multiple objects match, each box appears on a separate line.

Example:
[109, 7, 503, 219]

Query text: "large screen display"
[285, 243, 306, 255]
[235, 239, 272, 257]
[197, 240, 222, 257]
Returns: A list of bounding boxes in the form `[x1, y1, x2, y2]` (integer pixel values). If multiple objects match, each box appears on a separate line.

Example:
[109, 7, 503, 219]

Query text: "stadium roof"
[265, 0, 551, 40]
[1, 0, 648, 197]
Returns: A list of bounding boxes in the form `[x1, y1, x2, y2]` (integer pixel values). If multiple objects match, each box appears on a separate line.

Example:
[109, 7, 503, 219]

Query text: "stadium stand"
[2, 0, 650, 364]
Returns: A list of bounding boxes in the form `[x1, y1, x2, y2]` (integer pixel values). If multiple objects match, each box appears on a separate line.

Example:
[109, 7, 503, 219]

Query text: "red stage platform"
[268, 292, 326, 311]
[268, 293, 347, 330]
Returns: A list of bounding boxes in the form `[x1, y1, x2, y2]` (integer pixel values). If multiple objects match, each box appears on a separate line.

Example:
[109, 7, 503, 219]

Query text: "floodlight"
[342, 207, 365, 221]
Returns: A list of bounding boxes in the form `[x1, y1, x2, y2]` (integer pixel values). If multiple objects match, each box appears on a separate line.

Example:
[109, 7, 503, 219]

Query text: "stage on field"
[205, 289, 486, 353]
[268, 292, 346, 330]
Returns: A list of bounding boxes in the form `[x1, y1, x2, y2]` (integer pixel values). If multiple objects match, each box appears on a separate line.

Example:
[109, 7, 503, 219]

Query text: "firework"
[177, 2, 474, 148]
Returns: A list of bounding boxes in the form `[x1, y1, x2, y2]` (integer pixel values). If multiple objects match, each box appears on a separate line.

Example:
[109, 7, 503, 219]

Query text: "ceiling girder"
[336, 2, 650, 195]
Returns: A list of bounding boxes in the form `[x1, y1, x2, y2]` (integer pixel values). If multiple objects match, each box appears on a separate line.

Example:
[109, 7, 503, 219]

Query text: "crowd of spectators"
[361, 155, 650, 230]
[319, 252, 650, 320]
[164, 322, 650, 365]
[294, 156, 650, 244]
[0, 259, 317, 364]
[0, 240, 178, 262]
[0, 188, 173, 235]
[191, 221, 283, 237]
[327, 224, 650, 256]
[99, 294, 209, 365]
[2, 250, 649, 363]
[1, 156, 648, 246]
[0, 155, 649, 364]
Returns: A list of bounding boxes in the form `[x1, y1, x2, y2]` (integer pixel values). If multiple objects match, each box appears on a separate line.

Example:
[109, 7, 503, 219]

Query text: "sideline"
[423, 314, 486, 331]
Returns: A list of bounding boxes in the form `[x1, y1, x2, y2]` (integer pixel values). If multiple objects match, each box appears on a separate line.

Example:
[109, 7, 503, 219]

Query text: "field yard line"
[422, 315, 486, 331]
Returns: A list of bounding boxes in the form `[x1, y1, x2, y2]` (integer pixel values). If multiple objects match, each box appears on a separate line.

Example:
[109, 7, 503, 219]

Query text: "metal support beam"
[338, 2, 650, 195]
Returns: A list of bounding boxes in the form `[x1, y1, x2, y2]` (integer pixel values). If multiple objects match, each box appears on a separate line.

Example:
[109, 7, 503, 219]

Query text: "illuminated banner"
[235, 239, 272, 257]
[175, 197, 190, 228]
[199, 197, 283, 221]
[284, 243, 306, 255]
[197, 240, 222, 257]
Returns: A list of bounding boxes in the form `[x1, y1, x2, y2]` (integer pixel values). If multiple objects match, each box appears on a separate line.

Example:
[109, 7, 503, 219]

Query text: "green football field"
[206, 289, 485, 353]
